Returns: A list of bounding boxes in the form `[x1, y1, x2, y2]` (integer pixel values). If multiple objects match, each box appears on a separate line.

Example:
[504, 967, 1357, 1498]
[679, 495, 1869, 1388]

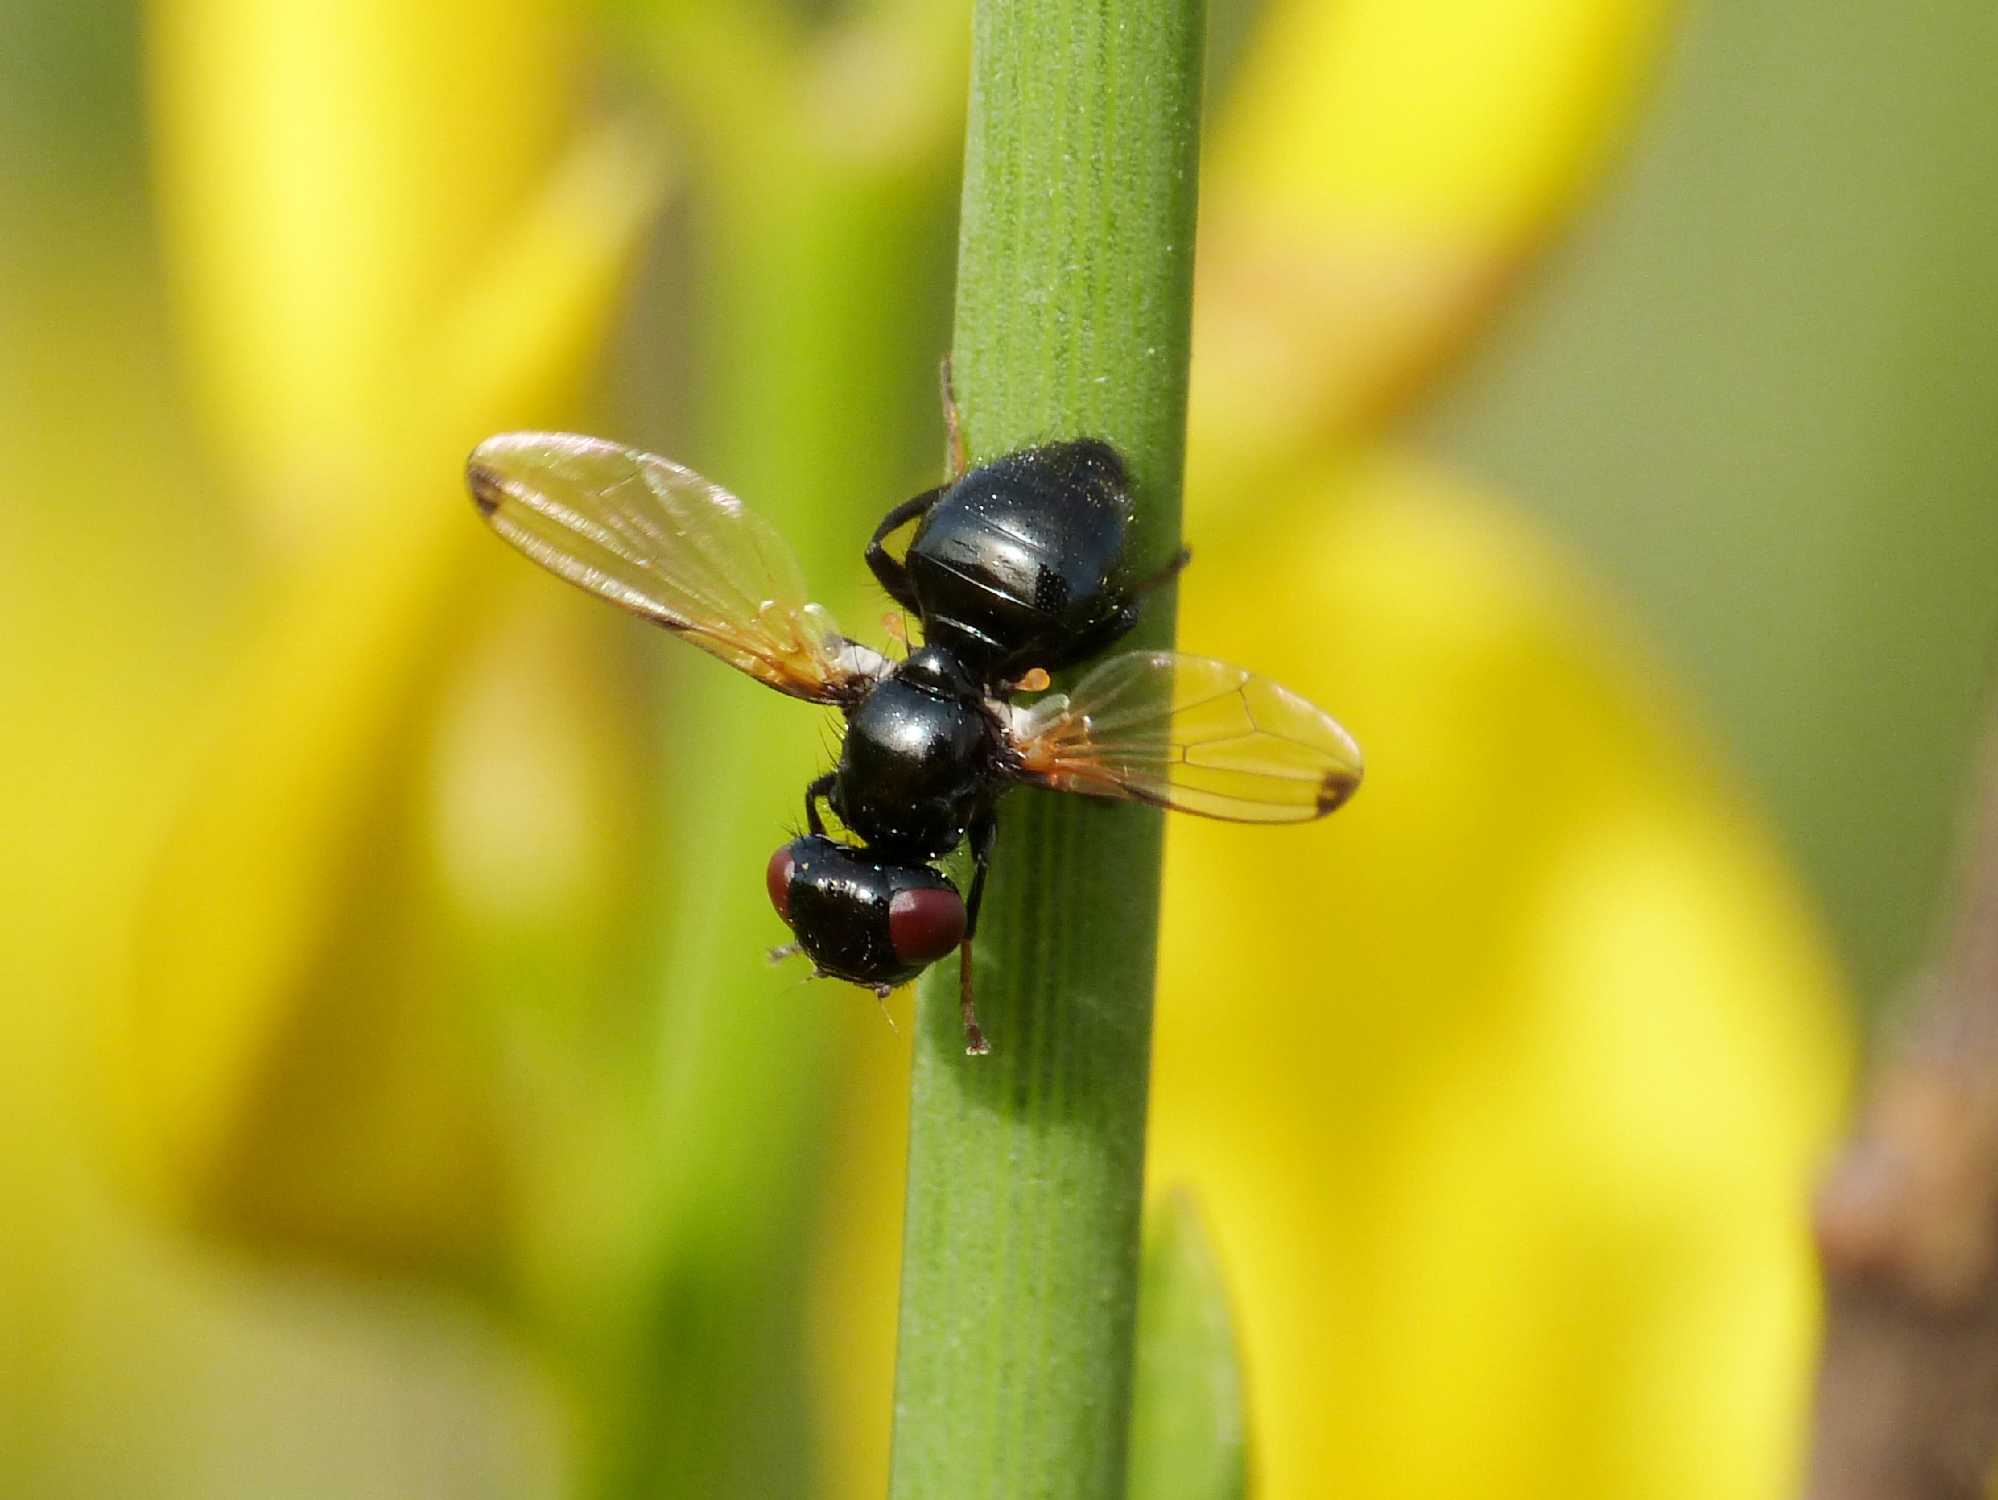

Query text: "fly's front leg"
[956, 809, 999, 1056]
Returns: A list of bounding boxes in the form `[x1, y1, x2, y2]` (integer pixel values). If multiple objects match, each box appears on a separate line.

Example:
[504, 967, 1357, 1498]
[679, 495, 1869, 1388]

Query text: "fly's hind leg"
[865, 485, 947, 618]
[1065, 545, 1196, 664]
[939, 355, 968, 480]
[867, 357, 970, 619]
[1131, 544, 1192, 596]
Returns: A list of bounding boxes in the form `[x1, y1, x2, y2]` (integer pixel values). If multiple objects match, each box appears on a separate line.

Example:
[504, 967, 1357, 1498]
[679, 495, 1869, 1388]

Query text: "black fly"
[466, 381, 1361, 1054]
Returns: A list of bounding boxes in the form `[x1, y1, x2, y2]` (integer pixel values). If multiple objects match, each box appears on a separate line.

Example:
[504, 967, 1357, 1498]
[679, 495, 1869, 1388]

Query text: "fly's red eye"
[766, 845, 797, 924]
[888, 887, 966, 966]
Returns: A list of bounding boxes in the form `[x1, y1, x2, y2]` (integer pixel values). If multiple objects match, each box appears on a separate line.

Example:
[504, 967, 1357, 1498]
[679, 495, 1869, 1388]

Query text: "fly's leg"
[956, 950, 988, 1057]
[867, 358, 969, 617]
[1061, 546, 1196, 664]
[957, 810, 999, 1056]
[939, 355, 968, 480]
[962, 812, 998, 939]
[865, 485, 947, 617]
[1131, 544, 1192, 597]
[804, 772, 836, 838]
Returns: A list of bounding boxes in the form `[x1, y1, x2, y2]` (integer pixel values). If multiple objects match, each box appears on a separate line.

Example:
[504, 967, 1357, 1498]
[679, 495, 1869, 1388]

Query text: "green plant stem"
[889, 2, 1206, 1496]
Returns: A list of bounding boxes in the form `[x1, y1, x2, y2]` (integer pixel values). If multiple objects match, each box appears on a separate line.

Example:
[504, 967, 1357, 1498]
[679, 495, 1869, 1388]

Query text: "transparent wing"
[466, 432, 885, 704]
[1005, 650, 1363, 822]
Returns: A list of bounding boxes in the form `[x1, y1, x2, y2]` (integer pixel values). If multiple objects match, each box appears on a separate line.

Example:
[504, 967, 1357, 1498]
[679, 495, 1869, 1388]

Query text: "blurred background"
[4, 0, 1994, 1496]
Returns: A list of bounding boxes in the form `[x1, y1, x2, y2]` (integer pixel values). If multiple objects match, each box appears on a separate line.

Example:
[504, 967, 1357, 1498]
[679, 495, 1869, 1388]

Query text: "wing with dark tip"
[1004, 650, 1363, 822]
[466, 431, 886, 704]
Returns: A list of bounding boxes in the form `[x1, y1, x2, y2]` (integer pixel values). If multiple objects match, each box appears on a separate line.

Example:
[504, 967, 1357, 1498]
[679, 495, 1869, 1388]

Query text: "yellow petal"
[424, 123, 671, 431]
[1194, 0, 1673, 463]
[106, 121, 667, 1264]
[1150, 452, 1850, 1499]
[147, 0, 579, 538]
[1215, 0, 1671, 238]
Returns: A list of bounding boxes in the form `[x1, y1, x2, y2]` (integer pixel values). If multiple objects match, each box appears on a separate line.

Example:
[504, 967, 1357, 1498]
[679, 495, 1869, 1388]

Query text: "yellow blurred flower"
[110, 0, 667, 1275]
[148, 0, 578, 539]
[1154, 454, 1846, 1498]
[1195, 0, 1673, 471]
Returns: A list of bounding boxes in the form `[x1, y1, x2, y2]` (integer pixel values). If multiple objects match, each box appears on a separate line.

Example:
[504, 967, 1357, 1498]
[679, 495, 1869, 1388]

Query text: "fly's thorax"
[831, 658, 991, 858]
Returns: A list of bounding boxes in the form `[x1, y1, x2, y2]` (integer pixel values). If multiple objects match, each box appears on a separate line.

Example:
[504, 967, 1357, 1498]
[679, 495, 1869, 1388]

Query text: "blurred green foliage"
[1128, 1193, 1250, 1500]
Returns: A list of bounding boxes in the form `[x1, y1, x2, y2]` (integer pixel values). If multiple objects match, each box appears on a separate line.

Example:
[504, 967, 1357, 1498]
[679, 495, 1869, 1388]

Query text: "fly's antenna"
[769, 956, 823, 1002]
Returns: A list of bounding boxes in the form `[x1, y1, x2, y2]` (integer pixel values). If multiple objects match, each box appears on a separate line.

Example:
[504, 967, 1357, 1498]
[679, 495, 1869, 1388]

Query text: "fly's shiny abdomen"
[905, 439, 1134, 676]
